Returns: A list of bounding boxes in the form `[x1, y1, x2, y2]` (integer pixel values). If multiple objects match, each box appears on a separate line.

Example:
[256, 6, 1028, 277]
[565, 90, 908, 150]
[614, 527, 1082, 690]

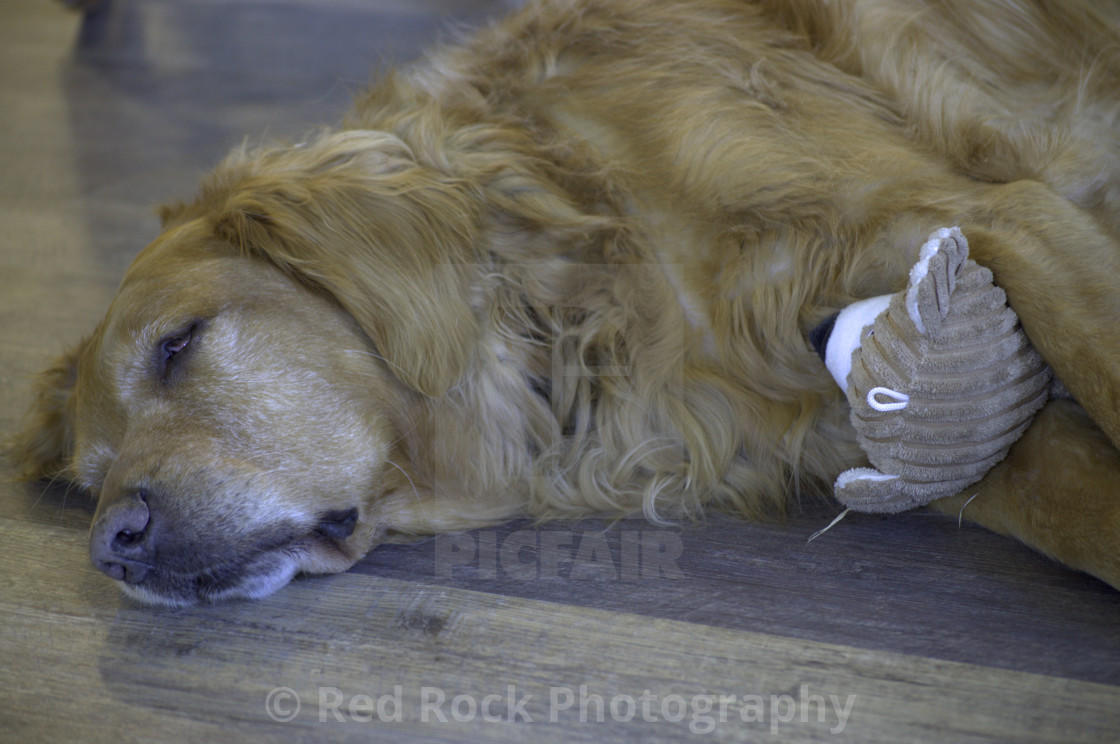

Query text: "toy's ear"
[210, 131, 483, 398]
[9, 340, 85, 482]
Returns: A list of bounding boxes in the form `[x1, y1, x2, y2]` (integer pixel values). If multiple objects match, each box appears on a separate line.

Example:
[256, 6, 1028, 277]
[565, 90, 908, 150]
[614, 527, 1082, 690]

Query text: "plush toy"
[810, 227, 1053, 513]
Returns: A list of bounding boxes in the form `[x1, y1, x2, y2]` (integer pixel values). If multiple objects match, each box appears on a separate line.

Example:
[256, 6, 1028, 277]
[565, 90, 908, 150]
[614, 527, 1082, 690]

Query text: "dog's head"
[11, 131, 497, 605]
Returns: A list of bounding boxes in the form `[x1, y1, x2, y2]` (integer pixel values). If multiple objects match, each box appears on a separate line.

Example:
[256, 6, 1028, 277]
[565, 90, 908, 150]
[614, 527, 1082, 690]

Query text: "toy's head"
[813, 228, 1052, 513]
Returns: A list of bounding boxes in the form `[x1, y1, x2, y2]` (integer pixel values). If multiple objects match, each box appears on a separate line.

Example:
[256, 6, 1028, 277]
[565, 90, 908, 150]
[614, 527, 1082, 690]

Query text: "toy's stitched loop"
[867, 387, 909, 411]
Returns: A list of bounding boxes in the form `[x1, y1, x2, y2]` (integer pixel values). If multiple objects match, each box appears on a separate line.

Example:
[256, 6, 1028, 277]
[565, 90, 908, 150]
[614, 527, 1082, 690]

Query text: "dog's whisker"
[384, 458, 420, 504]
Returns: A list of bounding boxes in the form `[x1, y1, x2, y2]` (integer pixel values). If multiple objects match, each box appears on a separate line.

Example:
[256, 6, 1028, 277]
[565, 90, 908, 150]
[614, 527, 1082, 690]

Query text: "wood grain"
[2, 521, 1118, 743]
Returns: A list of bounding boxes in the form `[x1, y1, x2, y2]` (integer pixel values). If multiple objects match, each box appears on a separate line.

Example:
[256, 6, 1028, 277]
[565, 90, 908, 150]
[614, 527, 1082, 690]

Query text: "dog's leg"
[915, 180, 1120, 588]
[929, 398, 1120, 590]
[963, 179, 1120, 451]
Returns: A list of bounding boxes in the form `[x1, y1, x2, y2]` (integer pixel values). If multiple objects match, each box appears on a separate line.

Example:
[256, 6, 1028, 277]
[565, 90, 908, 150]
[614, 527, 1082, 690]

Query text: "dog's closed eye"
[157, 323, 198, 380]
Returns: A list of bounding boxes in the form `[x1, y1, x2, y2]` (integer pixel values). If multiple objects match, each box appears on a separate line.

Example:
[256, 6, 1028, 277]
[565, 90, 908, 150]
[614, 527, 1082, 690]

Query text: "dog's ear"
[157, 200, 194, 229]
[210, 131, 483, 397]
[9, 341, 85, 482]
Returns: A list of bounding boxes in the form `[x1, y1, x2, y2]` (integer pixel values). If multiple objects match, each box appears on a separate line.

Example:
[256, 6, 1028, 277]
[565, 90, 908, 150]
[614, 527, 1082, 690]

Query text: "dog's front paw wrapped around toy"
[814, 228, 1052, 513]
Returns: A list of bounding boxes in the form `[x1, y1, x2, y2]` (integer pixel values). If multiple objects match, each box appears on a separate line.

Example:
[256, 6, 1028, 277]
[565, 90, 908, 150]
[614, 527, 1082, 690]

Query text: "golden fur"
[12, 0, 1120, 604]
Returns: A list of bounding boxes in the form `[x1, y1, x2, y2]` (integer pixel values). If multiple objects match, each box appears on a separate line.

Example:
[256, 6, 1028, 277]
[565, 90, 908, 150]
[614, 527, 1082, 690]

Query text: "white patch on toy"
[823, 294, 890, 389]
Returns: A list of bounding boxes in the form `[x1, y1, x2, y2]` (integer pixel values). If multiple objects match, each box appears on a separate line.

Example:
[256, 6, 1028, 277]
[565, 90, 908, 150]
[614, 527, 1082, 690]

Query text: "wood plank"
[355, 511, 1120, 686]
[1, 519, 1118, 744]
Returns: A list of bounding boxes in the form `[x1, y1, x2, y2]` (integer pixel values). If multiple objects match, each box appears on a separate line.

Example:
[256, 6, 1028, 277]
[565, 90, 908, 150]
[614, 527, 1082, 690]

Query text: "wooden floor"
[2, 1, 1119, 741]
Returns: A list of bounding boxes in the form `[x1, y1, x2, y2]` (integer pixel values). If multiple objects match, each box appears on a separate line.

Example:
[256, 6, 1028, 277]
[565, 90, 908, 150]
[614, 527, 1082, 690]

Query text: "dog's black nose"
[89, 491, 153, 584]
[315, 507, 359, 540]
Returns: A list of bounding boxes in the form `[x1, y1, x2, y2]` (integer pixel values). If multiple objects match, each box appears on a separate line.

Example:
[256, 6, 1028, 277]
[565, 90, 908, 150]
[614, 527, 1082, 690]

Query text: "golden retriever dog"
[11, 0, 1120, 605]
